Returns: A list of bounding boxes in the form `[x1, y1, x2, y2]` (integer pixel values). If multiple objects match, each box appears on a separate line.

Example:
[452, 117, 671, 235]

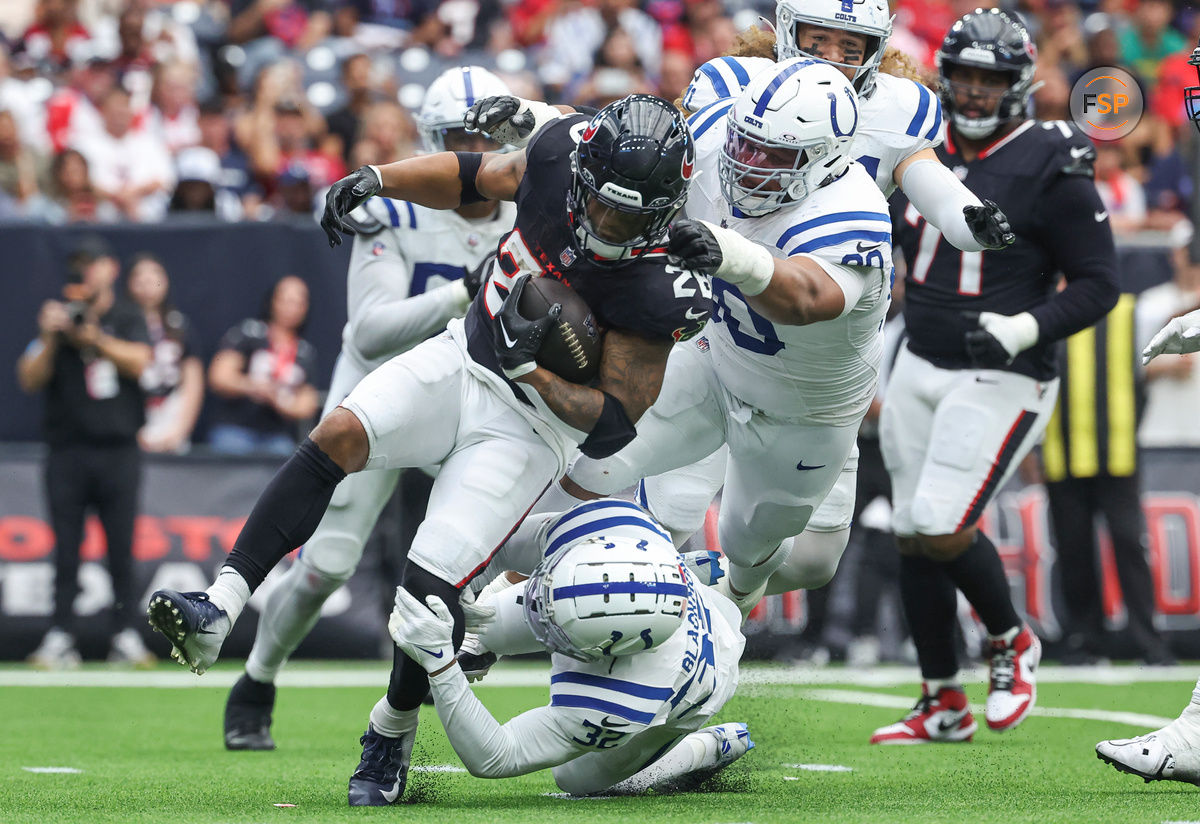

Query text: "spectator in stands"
[1035, 1, 1087, 77]
[126, 252, 204, 453]
[45, 54, 115, 153]
[34, 147, 119, 222]
[112, 2, 154, 84]
[148, 60, 201, 155]
[17, 235, 154, 669]
[349, 100, 416, 167]
[207, 274, 320, 455]
[0, 105, 48, 209]
[572, 26, 653, 108]
[1119, 0, 1186, 88]
[1093, 141, 1147, 235]
[1138, 238, 1200, 447]
[197, 99, 258, 219]
[269, 160, 315, 217]
[324, 53, 372, 164]
[0, 44, 49, 151]
[226, 0, 334, 88]
[168, 145, 223, 216]
[541, 0, 661, 89]
[1033, 62, 1072, 120]
[71, 84, 174, 221]
[17, 0, 92, 74]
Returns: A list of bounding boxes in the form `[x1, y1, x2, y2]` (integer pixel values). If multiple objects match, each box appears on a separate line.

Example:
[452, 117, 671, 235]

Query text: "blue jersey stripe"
[544, 515, 672, 557]
[720, 56, 750, 87]
[906, 84, 931, 137]
[698, 62, 731, 100]
[550, 694, 656, 725]
[382, 198, 401, 227]
[690, 100, 734, 139]
[461, 67, 474, 106]
[551, 671, 674, 700]
[553, 580, 689, 599]
[787, 229, 891, 256]
[753, 59, 814, 116]
[404, 201, 417, 229]
[553, 498, 649, 525]
[924, 97, 943, 141]
[776, 211, 892, 250]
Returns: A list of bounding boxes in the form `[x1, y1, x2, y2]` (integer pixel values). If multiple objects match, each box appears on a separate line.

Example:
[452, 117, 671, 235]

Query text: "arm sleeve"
[347, 236, 471, 361]
[475, 582, 545, 656]
[1028, 174, 1121, 342]
[899, 158, 985, 252]
[427, 665, 588, 778]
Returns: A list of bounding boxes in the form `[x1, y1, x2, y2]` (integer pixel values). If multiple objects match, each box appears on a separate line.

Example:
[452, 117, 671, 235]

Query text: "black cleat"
[224, 673, 277, 751]
[348, 724, 415, 806]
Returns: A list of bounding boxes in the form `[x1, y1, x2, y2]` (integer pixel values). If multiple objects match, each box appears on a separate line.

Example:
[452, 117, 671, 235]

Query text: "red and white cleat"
[985, 625, 1041, 732]
[870, 684, 977, 744]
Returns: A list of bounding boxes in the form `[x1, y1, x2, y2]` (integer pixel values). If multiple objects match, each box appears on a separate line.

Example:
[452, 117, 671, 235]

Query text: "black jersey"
[464, 115, 711, 389]
[891, 119, 1118, 380]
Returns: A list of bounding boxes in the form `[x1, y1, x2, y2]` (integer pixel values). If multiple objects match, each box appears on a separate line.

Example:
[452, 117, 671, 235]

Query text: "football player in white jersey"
[220, 66, 518, 751]
[535, 58, 895, 619]
[386, 497, 752, 797]
[611, 0, 1015, 601]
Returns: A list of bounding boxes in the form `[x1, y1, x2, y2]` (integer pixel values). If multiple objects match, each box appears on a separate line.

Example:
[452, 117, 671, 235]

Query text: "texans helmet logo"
[581, 122, 599, 142]
[681, 154, 694, 179]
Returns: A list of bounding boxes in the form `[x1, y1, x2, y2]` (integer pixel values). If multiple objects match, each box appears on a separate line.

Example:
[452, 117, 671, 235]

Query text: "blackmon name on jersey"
[892, 119, 1099, 381]
[463, 115, 712, 392]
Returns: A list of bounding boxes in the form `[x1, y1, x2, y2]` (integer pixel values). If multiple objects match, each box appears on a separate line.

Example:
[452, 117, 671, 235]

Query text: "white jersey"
[683, 57, 943, 195]
[684, 101, 892, 424]
[341, 196, 516, 372]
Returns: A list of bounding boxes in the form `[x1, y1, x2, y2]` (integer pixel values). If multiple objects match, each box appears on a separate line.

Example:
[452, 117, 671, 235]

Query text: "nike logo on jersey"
[498, 317, 519, 349]
[599, 716, 631, 729]
[974, 376, 999, 384]
[796, 461, 826, 471]
[1094, 211, 1108, 222]
[685, 308, 708, 320]
[415, 645, 445, 659]
[856, 241, 881, 253]
[1070, 145, 1093, 159]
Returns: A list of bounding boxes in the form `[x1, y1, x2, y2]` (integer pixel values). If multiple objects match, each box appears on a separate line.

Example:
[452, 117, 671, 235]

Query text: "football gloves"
[388, 588, 456, 673]
[963, 199, 1015, 251]
[668, 219, 724, 275]
[1142, 308, 1200, 364]
[668, 219, 774, 295]
[963, 310, 1040, 368]
[321, 166, 383, 247]
[492, 273, 559, 379]
[463, 95, 560, 148]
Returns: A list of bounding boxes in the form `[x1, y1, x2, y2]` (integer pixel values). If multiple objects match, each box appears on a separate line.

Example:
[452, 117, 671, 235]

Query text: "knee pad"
[291, 554, 352, 597]
[718, 500, 812, 568]
[766, 528, 850, 594]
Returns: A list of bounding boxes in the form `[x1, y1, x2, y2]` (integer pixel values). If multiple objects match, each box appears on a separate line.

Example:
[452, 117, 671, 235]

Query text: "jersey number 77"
[904, 202, 984, 295]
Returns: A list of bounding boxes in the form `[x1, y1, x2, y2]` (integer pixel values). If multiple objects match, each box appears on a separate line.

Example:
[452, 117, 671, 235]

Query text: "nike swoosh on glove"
[963, 199, 1015, 251]
[321, 166, 382, 247]
[1142, 307, 1200, 363]
[388, 588, 456, 673]
[962, 310, 1039, 368]
[492, 273, 560, 379]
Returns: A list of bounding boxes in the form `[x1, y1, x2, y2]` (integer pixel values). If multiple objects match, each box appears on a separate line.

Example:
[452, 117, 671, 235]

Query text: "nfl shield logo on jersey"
[559, 247, 577, 267]
[371, 241, 386, 256]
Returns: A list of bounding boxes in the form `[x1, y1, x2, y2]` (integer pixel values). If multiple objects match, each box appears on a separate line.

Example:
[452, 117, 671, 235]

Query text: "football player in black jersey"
[145, 94, 712, 804]
[1095, 43, 1200, 786]
[869, 9, 1118, 745]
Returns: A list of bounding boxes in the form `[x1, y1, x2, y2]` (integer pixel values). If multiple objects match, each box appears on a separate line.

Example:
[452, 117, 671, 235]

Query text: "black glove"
[321, 166, 382, 247]
[668, 219, 723, 276]
[463, 252, 495, 301]
[464, 95, 539, 144]
[963, 199, 1015, 251]
[961, 310, 1011, 368]
[492, 274, 560, 378]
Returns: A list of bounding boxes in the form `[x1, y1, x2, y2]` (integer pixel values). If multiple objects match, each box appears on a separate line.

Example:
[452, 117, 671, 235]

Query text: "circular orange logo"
[1070, 67, 1144, 141]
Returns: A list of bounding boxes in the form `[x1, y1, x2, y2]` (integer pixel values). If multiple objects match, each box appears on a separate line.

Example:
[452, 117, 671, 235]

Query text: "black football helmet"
[936, 8, 1036, 140]
[1186, 45, 1200, 135]
[567, 94, 694, 265]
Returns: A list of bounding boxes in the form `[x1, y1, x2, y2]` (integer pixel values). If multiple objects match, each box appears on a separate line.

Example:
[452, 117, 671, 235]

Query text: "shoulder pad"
[1037, 120, 1096, 178]
[866, 75, 943, 141]
[682, 56, 774, 114]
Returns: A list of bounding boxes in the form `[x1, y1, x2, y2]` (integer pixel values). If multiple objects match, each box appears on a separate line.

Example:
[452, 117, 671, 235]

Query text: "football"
[517, 276, 603, 384]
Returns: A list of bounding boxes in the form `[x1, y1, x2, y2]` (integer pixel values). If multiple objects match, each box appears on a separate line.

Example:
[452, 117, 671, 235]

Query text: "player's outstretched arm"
[321, 150, 526, 246]
[896, 150, 1014, 252]
[669, 219, 849, 325]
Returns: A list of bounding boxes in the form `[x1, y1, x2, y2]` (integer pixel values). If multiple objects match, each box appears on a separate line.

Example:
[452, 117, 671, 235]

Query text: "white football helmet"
[418, 65, 511, 153]
[775, 0, 892, 98]
[524, 534, 688, 663]
[720, 58, 859, 217]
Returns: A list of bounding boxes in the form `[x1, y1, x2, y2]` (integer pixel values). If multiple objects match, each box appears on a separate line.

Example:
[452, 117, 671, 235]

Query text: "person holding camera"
[17, 236, 155, 669]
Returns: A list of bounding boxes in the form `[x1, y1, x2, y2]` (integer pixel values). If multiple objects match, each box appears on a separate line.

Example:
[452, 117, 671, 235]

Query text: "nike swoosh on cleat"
[381, 778, 402, 803]
[415, 646, 445, 659]
[937, 715, 963, 733]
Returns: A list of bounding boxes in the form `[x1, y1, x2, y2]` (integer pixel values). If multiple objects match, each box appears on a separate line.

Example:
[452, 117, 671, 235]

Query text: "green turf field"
[3, 662, 1196, 824]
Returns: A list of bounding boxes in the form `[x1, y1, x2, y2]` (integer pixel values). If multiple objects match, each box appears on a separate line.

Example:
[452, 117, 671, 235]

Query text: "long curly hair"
[717, 27, 933, 86]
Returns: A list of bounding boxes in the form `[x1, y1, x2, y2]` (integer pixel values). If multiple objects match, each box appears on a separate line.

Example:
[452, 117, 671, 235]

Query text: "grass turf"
[2, 663, 1197, 824]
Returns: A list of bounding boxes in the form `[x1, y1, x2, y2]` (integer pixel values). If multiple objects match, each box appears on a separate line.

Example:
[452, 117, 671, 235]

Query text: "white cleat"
[1097, 727, 1200, 786]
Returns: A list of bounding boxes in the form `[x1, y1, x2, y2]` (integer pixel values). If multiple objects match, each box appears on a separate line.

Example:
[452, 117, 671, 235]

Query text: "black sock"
[386, 566, 465, 712]
[941, 531, 1020, 637]
[899, 552, 959, 680]
[222, 438, 346, 592]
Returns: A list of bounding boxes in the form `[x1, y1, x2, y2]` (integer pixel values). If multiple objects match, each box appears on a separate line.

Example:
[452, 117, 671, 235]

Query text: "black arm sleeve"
[455, 151, 486, 205]
[1027, 174, 1120, 343]
[579, 391, 636, 459]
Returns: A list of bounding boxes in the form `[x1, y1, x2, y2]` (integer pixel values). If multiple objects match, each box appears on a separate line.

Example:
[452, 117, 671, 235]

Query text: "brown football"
[517, 276, 603, 384]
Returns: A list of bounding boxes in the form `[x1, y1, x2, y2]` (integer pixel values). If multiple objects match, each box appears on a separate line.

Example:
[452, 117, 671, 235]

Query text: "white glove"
[1143, 308, 1200, 364]
[463, 96, 561, 149]
[388, 588, 456, 673]
[461, 571, 520, 634]
[964, 310, 1039, 367]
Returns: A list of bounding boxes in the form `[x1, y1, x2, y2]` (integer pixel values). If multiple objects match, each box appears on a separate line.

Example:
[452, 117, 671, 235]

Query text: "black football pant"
[45, 443, 142, 635]
[1045, 474, 1166, 657]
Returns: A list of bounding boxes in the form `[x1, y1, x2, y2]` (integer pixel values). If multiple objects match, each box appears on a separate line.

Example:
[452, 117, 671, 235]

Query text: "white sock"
[206, 567, 251, 624]
[245, 559, 344, 684]
[527, 478, 590, 519]
[608, 732, 717, 794]
[728, 538, 792, 597]
[369, 696, 419, 738]
[987, 625, 1021, 645]
[926, 677, 961, 694]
